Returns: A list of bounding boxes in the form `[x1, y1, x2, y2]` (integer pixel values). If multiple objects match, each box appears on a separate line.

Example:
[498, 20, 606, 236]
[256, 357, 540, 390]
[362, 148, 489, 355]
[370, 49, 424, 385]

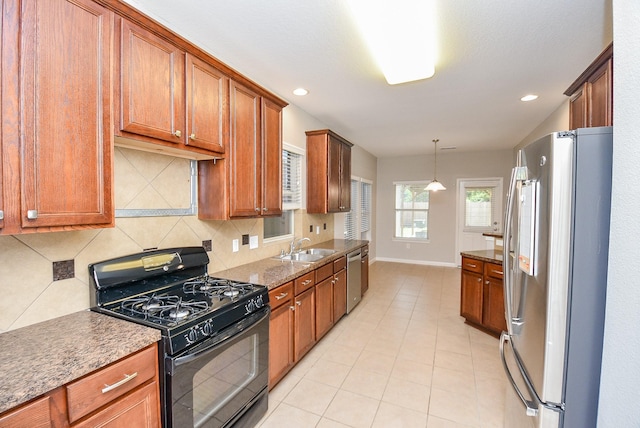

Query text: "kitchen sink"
[272, 248, 336, 263]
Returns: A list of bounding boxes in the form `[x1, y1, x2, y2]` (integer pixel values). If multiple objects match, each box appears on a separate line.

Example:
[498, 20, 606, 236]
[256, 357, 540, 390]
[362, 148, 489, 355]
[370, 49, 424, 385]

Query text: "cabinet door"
[260, 98, 283, 216]
[229, 81, 261, 217]
[294, 287, 316, 361]
[333, 269, 347, 322]
[268, 299, 294, 388]
[72, 381, 160, 428]
[483, 277, 507, 333]
[327, 137, 342, 212]
[185, 54, 227, 154]
[315, 277, 333, 341]
[339, 142, 351, 211]
[20, 0, 113, 228]
[0, 395, 52, 428]
[569, 85, 588, 130]
[120, 19, 185, 143]
[460, 270, 483, 324]
[588, 59, 612, 127]
[361, 254, 369, 295]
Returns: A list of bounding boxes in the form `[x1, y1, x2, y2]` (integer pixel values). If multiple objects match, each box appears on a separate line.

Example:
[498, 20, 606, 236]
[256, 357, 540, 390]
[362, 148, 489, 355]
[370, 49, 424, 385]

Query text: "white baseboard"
[373, 257, 458, 268]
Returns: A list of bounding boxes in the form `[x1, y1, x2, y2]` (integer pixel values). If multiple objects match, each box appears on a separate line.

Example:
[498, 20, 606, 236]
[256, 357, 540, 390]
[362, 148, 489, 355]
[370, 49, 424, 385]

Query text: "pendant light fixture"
[425, 139, 446, 191]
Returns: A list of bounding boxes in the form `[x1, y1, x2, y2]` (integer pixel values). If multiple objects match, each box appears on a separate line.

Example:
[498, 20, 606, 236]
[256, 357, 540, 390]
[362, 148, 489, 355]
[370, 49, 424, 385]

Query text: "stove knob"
[185, 327, 199, 344]
[201, 321, 214, 336]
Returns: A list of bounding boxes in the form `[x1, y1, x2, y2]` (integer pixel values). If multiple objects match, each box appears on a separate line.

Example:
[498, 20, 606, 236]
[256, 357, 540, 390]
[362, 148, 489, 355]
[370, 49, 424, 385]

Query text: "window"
[264, 144, 303, 241]
[394, 182, 429, 239]
[345, 177, 372, 240]
[459, 178, 503, 233]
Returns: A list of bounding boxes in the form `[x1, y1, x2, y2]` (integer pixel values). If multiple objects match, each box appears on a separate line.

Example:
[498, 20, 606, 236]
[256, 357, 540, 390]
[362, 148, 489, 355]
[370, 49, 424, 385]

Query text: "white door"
[455, 178, 503, 265]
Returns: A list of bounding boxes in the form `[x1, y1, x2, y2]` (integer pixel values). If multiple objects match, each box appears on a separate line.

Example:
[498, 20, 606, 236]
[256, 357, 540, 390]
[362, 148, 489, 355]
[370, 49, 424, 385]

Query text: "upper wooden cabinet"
[306, 129, 353, 214]
[565, 43, 612, 130]
[116, 20, 226, 157]
[200, 81, 284, 219]
[0, 0, 114, 234]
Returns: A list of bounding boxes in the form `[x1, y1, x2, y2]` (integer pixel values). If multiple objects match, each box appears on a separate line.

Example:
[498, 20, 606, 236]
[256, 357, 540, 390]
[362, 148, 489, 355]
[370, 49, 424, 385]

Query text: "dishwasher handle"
[347, 251, 361, 263]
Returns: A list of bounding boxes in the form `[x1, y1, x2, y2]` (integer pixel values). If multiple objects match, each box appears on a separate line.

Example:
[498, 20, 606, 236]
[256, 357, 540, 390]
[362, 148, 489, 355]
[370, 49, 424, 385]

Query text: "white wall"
[375, 149, 512, 265]
[598, 0, 640, 424]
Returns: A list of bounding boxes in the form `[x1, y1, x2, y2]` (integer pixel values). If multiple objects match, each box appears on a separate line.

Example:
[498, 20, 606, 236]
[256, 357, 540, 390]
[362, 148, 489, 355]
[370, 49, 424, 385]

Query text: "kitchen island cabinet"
[1, 0, 114, 234]
[460, 251, 506, 336]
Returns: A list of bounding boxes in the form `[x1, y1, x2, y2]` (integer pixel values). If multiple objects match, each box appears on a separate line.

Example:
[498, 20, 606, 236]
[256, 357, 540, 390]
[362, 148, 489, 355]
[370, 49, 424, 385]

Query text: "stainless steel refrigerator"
[501, 127, 612, 427]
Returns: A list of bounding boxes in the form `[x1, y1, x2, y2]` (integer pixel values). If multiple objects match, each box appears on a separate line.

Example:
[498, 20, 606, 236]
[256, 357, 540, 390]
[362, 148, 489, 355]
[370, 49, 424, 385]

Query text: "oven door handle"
[170, 307, 269, 370]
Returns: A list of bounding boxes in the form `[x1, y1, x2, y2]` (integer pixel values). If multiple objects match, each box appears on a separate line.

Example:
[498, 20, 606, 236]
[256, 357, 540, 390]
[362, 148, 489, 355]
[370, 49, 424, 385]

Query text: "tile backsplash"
[0, 147, 333, 332]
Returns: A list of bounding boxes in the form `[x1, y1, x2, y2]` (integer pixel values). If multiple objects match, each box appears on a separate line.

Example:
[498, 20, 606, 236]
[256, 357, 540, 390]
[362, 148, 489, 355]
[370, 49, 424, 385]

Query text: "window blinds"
[282, 149, 302, 210]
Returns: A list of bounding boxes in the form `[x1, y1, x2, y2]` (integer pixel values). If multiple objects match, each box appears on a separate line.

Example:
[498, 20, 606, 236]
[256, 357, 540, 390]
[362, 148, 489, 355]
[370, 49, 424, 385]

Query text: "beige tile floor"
[257, 261, 508, 428]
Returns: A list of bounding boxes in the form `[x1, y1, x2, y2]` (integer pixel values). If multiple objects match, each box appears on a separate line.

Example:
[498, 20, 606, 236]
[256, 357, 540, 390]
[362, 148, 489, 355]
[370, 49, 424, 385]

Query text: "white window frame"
[263, 143, 305, 243]
[393, 181, 430, 241]
[345, 176, 372, 240]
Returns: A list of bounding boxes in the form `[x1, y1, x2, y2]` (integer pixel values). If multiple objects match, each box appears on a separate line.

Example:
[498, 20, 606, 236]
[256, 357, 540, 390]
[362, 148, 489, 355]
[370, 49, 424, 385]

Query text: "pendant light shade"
[425, 139, 446, 191]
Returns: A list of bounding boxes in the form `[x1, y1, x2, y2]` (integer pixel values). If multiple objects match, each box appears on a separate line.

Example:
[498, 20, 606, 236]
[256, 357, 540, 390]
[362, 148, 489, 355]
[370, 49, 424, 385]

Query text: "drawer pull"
[492, 270, 504, 275]
[296, 301, 302, 306]
[302, 279, 312, 286]
[467, 263, 477, 268]
[101, 372, 138, 394]
[275, 292, 289, 300]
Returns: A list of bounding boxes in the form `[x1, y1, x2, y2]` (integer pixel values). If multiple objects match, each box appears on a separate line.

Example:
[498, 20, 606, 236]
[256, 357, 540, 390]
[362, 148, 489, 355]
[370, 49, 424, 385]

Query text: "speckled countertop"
[0, 310, 161, 414]
[460, 249, 504, 263]
[213, 239, 369, 290]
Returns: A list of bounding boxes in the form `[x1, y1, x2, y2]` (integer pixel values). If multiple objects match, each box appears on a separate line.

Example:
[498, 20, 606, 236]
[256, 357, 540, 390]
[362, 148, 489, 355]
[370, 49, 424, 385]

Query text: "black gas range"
[89, 246, 270, 428]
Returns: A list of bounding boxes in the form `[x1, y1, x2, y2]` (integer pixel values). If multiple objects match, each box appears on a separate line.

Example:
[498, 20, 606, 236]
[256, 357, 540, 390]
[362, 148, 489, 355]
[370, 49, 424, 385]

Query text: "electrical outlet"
[316, 226, 320, 234]
[249, 235, 258, 249]
[242, 234, 249, 245]
[233, 239, 239, 252]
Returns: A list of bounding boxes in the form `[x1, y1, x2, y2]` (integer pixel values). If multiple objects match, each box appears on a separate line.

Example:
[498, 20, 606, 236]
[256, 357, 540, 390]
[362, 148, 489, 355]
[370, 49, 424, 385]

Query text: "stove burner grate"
[183, 277, 256, 299]
[121, 294, 209, 323]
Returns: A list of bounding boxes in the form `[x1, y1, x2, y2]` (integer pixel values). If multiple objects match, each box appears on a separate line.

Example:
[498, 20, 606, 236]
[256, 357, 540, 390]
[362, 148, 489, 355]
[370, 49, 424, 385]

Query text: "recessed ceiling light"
[520, 94, 539, 102]
[293, 88, 309, 96]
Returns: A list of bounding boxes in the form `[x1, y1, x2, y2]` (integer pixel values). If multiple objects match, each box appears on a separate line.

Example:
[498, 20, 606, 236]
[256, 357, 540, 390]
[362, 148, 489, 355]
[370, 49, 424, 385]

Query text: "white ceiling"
[122, 0, 612, 158]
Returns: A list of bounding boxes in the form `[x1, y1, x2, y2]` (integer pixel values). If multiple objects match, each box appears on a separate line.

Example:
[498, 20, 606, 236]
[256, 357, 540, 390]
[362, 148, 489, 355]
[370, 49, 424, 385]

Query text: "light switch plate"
[249, 235, 258, 249]
[232, 239, 239, 252]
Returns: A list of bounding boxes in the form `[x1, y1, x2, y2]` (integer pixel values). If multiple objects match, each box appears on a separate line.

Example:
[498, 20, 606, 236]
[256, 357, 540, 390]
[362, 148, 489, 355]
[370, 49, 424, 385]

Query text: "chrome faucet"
[289, 237, 311, 255]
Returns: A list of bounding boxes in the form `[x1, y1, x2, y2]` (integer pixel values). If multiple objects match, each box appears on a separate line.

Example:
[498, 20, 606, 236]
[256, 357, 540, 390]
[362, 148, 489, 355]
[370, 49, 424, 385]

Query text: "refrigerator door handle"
[500, 332, 539, 417]
[503, 166, 522, 335]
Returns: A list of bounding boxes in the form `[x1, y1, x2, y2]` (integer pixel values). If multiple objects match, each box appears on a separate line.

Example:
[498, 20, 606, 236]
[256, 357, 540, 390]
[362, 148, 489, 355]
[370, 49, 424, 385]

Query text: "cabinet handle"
[493, 270, 504, 275]
[27, 210, 38, 219]
[302, 279, 312, 286]
[189, 133, 196, 140]
[262, 208, 268, 212]
[296, 301, 302, 306]
[477, 278, 482, 282]
[174, 130, 182, 138]
[289, 306, 295, 311]
[101, 372, 138, 394]
[467, 263, 477, 268]
[275, 292, 288, 300]
[486, 281, 490, 285]
[255, 208, 260, 212]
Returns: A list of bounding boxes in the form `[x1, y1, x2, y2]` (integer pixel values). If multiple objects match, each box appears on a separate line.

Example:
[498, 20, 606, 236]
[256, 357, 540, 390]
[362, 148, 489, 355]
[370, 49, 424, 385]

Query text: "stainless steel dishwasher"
[346, 249, 362, 313]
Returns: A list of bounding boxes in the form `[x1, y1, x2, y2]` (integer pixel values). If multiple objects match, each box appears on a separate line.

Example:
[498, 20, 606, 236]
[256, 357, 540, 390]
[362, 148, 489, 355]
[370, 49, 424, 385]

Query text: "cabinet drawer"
[294, 272, 315, 295]
[315, 263, 333, 284]
[333, 256, 346, 273]
[269, 281, 293, 310]
[461, 257, 483, 274]
[485, 262, 504, 280]
[66, 344, 157, 423]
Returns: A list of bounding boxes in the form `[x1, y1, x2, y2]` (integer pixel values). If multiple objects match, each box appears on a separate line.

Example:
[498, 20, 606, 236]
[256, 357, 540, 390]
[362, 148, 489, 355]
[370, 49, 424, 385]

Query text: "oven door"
[166, 307, 269, 428]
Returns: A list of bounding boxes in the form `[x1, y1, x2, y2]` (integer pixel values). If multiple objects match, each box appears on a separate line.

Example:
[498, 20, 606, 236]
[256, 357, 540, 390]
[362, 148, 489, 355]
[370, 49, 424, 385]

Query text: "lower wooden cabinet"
[460, 256, 506, 335]
[0, 344, 161, 427]
[293, 287, 316, 361]
[333, 269, 347, 322]
[315, 276, 334, 341]
[268, 282, 295, 387]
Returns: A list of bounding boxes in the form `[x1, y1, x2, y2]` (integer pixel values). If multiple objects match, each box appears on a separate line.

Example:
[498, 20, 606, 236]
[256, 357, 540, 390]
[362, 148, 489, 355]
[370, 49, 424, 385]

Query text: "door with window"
[455, 178, 503, 265]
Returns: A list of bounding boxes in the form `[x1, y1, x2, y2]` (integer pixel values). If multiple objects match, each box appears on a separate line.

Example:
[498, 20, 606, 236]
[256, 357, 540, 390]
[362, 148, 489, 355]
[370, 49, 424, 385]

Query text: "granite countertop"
[0, 310, 161, 414]
[213, 239, 369, 290]
[460, 249, 504, 264]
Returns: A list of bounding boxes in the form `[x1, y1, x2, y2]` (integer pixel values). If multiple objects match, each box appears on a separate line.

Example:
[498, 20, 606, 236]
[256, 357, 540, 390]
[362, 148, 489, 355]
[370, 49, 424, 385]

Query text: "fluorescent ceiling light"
[348, 0, 437, 85]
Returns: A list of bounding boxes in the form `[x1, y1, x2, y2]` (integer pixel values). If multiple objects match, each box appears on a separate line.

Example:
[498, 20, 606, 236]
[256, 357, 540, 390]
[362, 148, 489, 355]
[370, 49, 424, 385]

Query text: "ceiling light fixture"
[425, 139, 446, 192]
[520, 94, 538, 102]
[347, 0, 437, 85]
[293, 88, 309, 96]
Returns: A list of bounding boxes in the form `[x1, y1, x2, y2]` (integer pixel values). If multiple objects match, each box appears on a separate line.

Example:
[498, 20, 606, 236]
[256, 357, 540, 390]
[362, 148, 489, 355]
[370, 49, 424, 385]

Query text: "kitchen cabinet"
[361, 245, 369, 295]
[199, 82, 284, 220]
[268, 282, 295, 388]
[333, 265, 347, 323]
[0, 344, 160, 427]
[306, 129, 353, 214]
[117, 20, 227, 158]
[565, 43, 612, 129]
[293, 286, 316, 362]
[0, 0, 114, 234]
[314, 262, 335, 341]
[460, 255, 506, 335]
